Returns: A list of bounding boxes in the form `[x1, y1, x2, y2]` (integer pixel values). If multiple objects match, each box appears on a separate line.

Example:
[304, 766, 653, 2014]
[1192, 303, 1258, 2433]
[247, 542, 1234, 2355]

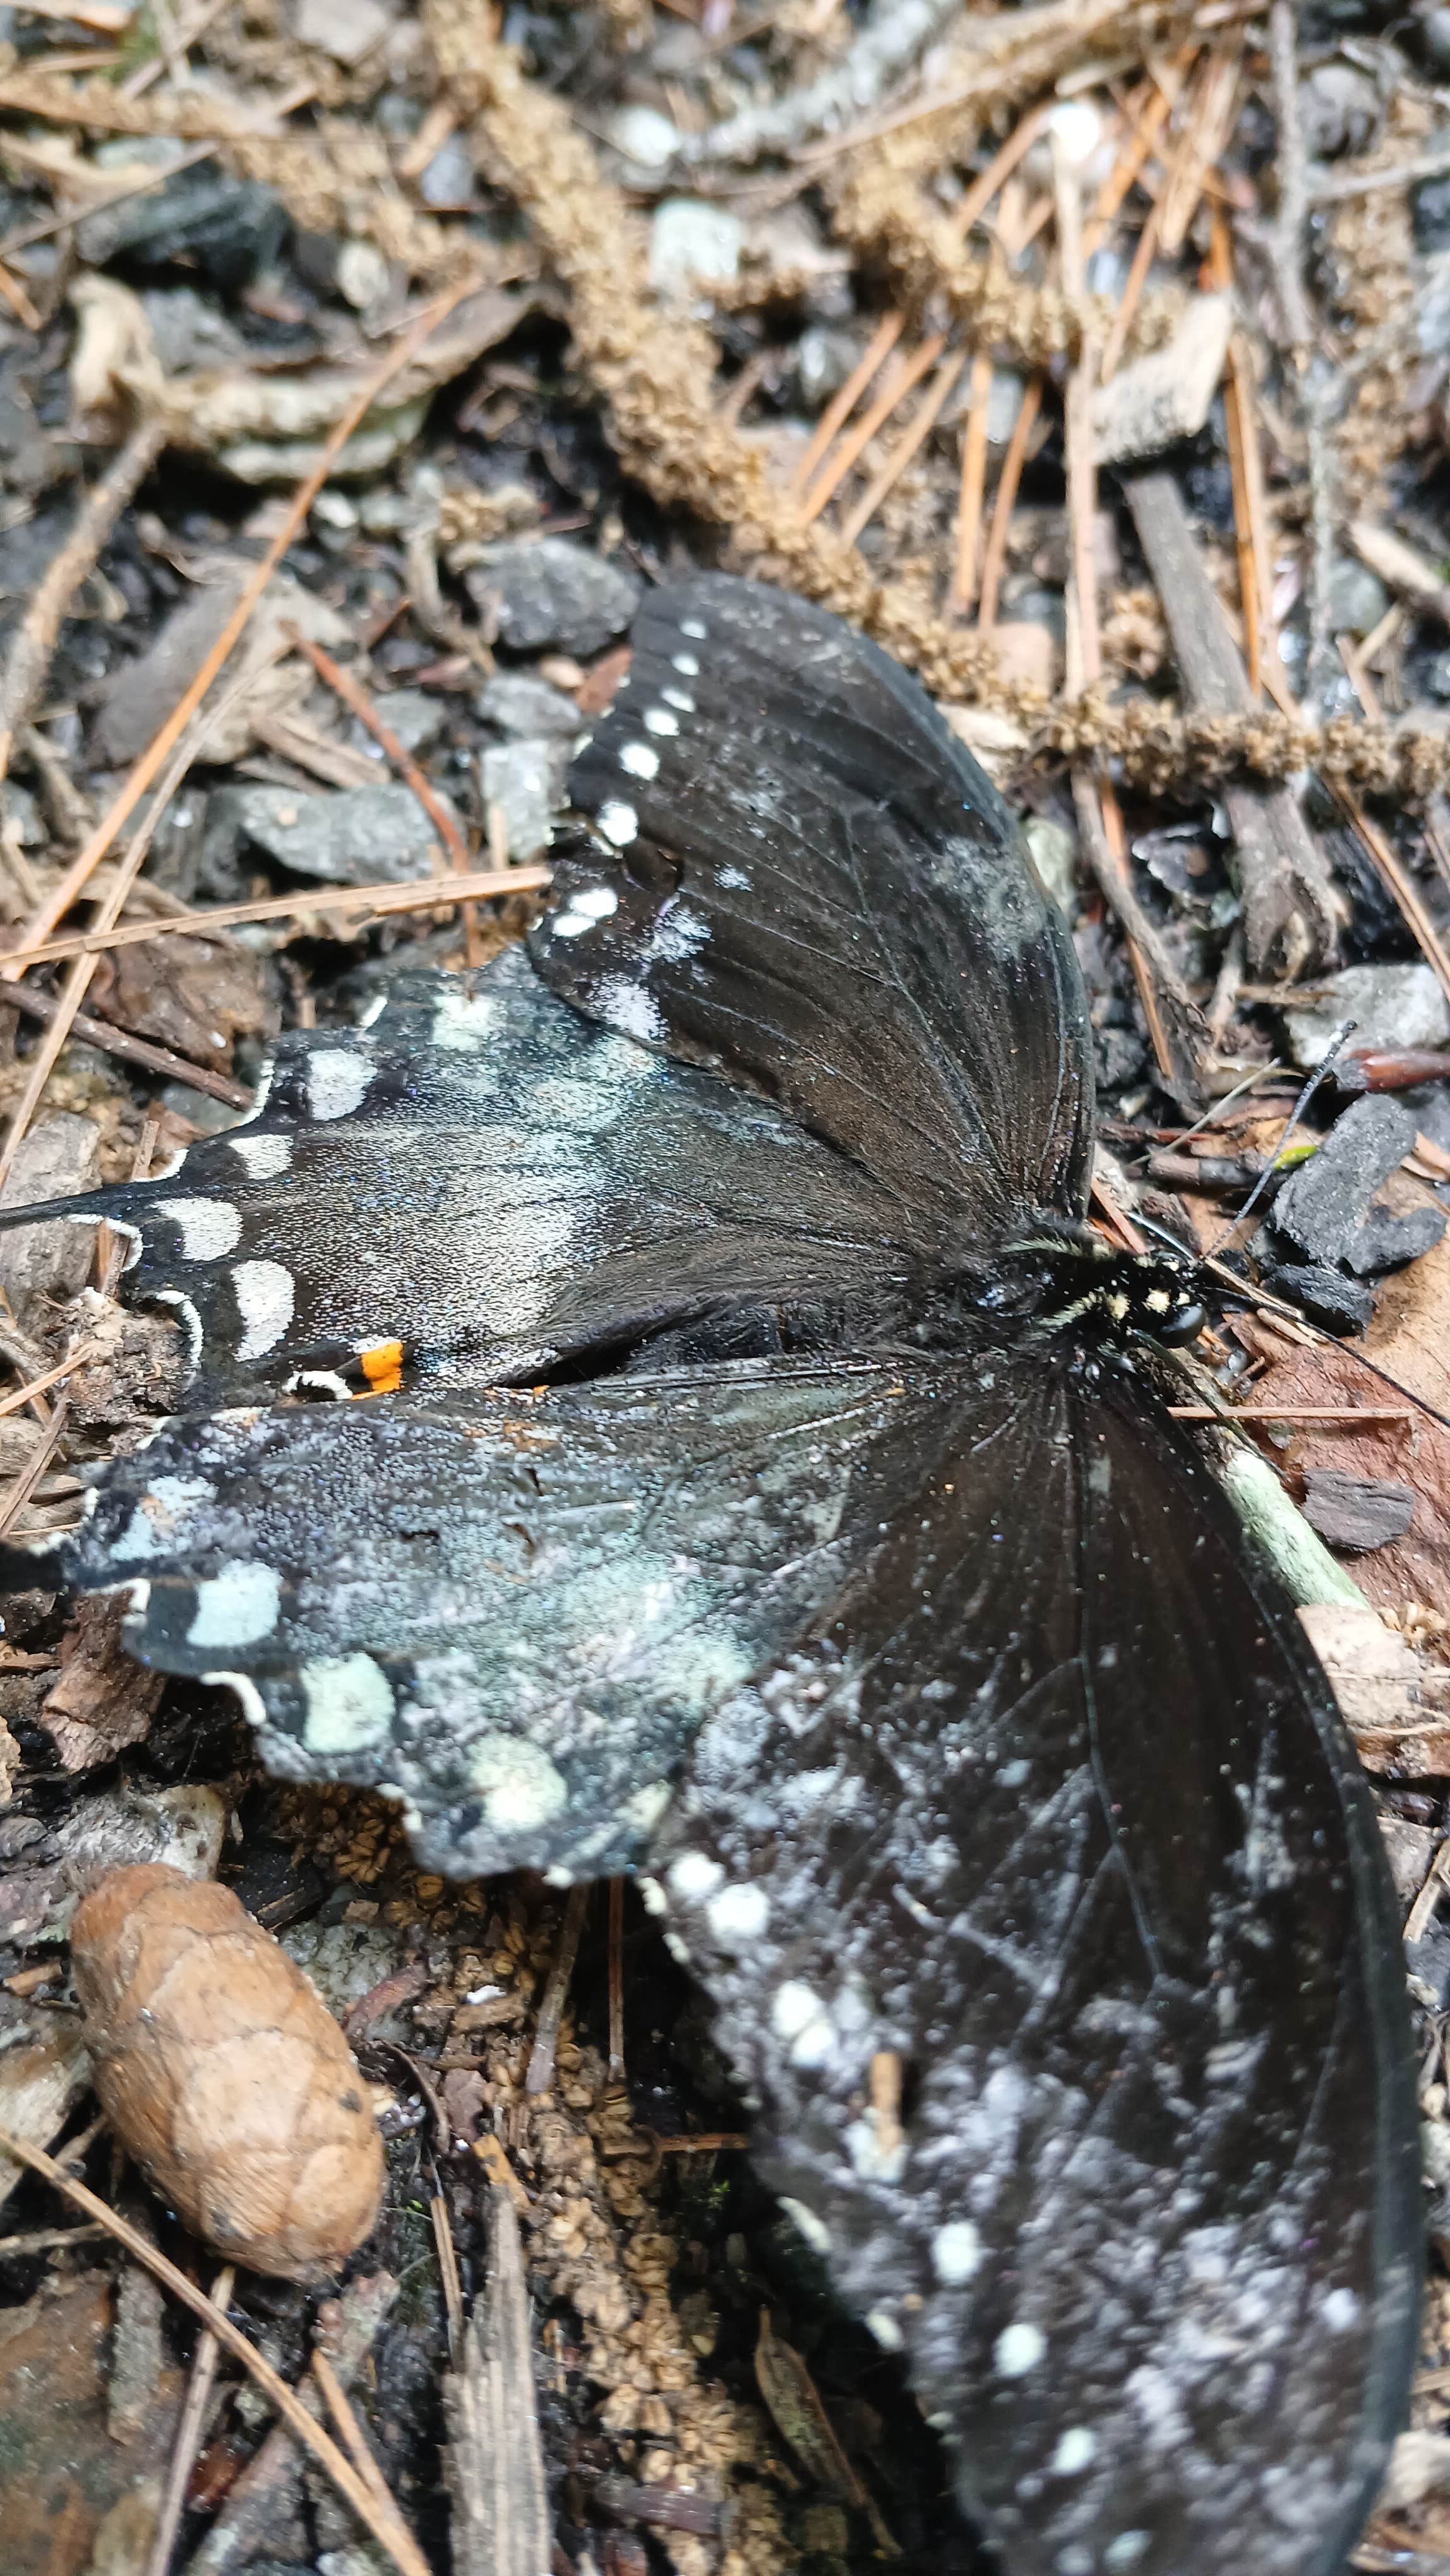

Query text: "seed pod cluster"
[71, 1863, 384, 2281]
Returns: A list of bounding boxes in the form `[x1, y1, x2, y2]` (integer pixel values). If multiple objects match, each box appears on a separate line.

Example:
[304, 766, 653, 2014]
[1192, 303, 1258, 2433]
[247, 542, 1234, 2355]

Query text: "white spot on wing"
[622, 1781, 671, 1834]
[357, 993, 388, 1029]
[232, 1259, 295, 1361]
[619, 741, 659, 780]
[157, 1196, 242, 1261]
[433, 989, 500, 1051]
[668, 1852, 724, 1901]
[229, 1134, 292, 1181]
[705, 1881, 769, 1942]
[203, 1669, 269, 1732]
[866, 2308, 904, 2352]
[661, 687, 695, 712]
[187, 1558, 281, 1649]
[780, 2198, 830, 2257]
[593, 977, 664, 1044]
[153, 1288, 203, 1371]
[469, 1733, 568, 1833]
[642, 707, 678, 738]
[932, 2221, 981, 2286]
[306, 1049, 371, 1122]
[1050, 2428, 1097, 2478]
[995, 2322, 1045, 2378]
[301, 1652, 395, 1755]
[596, 801, 638, 848]
[671, 652, 699, 677]
[680, 618, 707, 640]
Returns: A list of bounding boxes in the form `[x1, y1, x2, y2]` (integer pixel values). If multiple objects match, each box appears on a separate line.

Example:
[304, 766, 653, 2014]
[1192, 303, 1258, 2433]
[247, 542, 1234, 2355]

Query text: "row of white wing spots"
[551, 883, 620, 941]
[155, 1197, 242, 1261]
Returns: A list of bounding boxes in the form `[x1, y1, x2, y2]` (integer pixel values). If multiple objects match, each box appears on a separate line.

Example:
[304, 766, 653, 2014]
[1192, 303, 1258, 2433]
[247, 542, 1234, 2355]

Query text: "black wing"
[0, 950, 913, 1407]
[533, 574, 1093, 1246]
[26, 1359, 947, 1880]
[650, 1349, 1420, 2576]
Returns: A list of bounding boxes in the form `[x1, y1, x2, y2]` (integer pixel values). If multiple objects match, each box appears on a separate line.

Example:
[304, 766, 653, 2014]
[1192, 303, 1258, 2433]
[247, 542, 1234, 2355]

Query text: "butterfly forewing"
[651, 1351, 1420, 2576]
[534, 575, 1094, 1244]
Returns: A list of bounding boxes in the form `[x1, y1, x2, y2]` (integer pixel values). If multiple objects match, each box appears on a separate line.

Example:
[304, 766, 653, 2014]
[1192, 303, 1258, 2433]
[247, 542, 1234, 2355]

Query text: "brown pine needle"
[0, 2121, 431, 2576]
[800, 333, 946, 527]
[313, 2347, 408, 2533]
[789, 311, 904, 497]
[0, 1342, 99, 1424]
[145, 2263, 235, 2576]
[977, 372, 1042, 634]
[285, 629, 469, 870]
[1168, 1405, 1415, 1422]
[0, 865, 548, 976]
[1086, 70, 1182, 251]
[840, 347, 965, 549]
[947, 101, 1051, 242]
[949, 350, 993, 615]
[0, 1391, 68, 1539]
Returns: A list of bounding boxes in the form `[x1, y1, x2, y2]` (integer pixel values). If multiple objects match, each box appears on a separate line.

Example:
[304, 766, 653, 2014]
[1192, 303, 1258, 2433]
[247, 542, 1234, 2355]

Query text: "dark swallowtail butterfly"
[0, 576, 1420, 2575]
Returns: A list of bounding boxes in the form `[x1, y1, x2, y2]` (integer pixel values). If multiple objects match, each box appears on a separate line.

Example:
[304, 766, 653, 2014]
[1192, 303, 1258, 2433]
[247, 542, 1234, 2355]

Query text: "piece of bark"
[0, 2019, 92, 2212]
[1300, 1601, 1450, 1770]
[1302, 1468, 1416, 1553]
[445, 2188, 552, 2576]
[41, 1592, 165, 1772]
[1125, 470, 1339, 970]
[184, 2272, 398, 2576]
[0, 1111, 102, 1314]
[1093, 293, 1231, 465]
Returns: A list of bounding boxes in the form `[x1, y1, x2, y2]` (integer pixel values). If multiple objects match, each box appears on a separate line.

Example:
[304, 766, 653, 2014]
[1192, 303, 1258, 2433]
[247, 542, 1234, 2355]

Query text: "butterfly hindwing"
[533, 573, 1094, 1243]
[652, 1348, 1420, 2576]
[31, 1358, 952, 1880]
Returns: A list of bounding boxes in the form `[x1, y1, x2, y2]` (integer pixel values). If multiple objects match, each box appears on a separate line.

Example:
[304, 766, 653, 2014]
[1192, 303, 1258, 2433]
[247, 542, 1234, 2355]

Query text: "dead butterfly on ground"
[0, 576, 1421, 2575]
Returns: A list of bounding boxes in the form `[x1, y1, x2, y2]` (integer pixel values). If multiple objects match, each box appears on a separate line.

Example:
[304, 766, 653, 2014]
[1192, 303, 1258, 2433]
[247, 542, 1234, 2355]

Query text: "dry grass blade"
[0, 866, 548, 974]
[0, 412, 165, 785]
[789, 323, 903, 496]
[287, 628, 470, 871]
[798, 334, 946, 525]
[1098, 192, 1163, 385]
[0, 2122, 431, 2576]
[313, 2347, 406, 2522]
[839, 347, 966, 549]
[0, 1344, 98, 1423]
[525, 1883, 590, 2096]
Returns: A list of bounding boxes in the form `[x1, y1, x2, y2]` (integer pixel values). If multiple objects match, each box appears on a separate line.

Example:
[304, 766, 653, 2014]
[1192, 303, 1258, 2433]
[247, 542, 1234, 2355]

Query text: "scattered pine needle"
[840, 347, 965, 550]
[949, 349, 993, 615]
[977, 372, 1042, 633]
[145, 2264, 236, 2576]
[789, 311, 904, 497]
[800, 333, 945, 526]
[0, 866, 547, 975]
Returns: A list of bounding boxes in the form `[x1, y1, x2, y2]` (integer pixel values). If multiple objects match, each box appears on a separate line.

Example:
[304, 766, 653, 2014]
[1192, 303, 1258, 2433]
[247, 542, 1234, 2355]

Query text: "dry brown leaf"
[41, 1595, 165, 1774]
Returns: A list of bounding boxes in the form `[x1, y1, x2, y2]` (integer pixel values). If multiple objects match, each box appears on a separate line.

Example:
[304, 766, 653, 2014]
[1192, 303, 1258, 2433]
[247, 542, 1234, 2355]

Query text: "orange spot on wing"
[359, 1339, 404, 1393]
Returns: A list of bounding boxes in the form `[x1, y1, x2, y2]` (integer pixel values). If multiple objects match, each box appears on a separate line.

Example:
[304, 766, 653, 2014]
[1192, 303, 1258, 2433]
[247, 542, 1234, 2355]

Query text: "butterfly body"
[0, 576, 1419, 2575]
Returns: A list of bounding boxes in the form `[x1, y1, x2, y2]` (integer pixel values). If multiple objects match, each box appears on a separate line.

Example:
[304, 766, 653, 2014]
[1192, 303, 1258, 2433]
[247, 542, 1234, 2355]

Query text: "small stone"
[219, 780, 455, 886]
[281, 1919, 412, 2029]
[366, 686, 446, 754]
[1, 780, 42, 845]
[1259, 1260, 1374, 1336]
[1024, 816, 1077, 918]
[478, 672, 582, 738]
[76, 163, 286, 290]
[1421, 11, 1450, 74]
[335, 240, 390, 312]
[480, 738, 565, 861]
[1325, 557, 1389, 636]
[293, 0, 391, 63]
[649, 198, 744, 299]
[141, 285, 247, 374]
[796, 325, 860, 409]
[467, 539, 640, 657]
[1271, 1097, 1447, 1277]
[611, 105, 681, 169]
[1281, 962, 1450, 1068]
[419, 131, 476, 208]
[1299, 64, 1379, 160]
[1415, 157, 1450, 257]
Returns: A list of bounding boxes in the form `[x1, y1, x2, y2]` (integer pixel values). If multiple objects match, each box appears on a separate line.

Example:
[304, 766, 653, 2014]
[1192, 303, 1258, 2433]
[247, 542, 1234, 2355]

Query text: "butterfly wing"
[533, 574, 1094, 1244]
[652, 1349, 1420, 2576]
[25, 1358, 950, 1880]
[1, 950, 913, 1405]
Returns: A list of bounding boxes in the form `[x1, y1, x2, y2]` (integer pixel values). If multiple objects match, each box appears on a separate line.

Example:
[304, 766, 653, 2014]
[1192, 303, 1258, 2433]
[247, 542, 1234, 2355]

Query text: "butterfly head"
[974, 1224, 1206, 1348]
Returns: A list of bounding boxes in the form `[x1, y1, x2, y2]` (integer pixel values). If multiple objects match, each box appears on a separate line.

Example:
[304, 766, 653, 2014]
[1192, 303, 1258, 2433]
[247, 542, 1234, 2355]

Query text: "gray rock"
[1024, 816, 1077, 919]
[796, 325, 861, 410]
[649, 198, 745, 299]
[467, 539, 640, 656]
[480, 738, 565, 861]
[611, 105, 681, 170]
[1325, 556, 1389, 636]
[76, 163, 286, 290]
[1301, 1467, 1415, 1554]
[141, 285, 248, 374]
[219, 780, 457, 885]
[0, 1114, 103, 1311]
[1259, 1260, 1374, 1336]
[366, 685, 447, 754]
[477, 672, 582, 738]
[1271, 1096, 1447, 1276]
[1299, 64, 1379, 160]
[419, 131, 476, 208]
[1, 780, 42, 846]
[94, 568, 348, 766]
[1281, 962, 1450, 1068]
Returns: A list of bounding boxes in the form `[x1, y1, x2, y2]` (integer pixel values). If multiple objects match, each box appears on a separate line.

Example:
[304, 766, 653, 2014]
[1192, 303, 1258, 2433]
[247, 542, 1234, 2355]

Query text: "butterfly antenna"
[1206, 1019, 1357, 1258]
